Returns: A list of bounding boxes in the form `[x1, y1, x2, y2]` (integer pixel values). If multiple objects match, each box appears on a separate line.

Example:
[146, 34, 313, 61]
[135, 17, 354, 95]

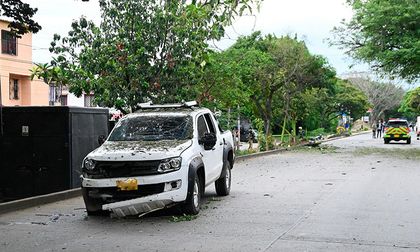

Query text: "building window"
[9, 79, 19, 100]
[49, 84, 62, 105]
[1, 30, 17, 55]
[84, 94, 95, 107]
[60, 95, 68, 106]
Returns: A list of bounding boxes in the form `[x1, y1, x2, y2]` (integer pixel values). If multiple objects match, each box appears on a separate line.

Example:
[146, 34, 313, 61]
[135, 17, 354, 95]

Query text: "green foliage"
[0, 0, 41, 36]
[293, 77, 369, 133]
[308, 128, 326, 137]
[258, 133, 275, 151]
[30, 63, 69, 86]
[48, 0, 261, 113]
[235, 149, 257, 156]
[334, 80, 370, 120]
[331, 0, 420, 81]
[169, 214, 197, 222]
[211, 32, 337, 142]
[399, 87, 420, 115]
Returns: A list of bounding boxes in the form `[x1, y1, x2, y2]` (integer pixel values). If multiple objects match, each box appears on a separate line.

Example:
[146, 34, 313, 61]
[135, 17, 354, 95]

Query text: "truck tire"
[407, 138, 411, 144]
[384, 139, 389, 144]
[82, 187, 108, 216]
[215, 162, 231, 196]
[182, 174, 202, 215]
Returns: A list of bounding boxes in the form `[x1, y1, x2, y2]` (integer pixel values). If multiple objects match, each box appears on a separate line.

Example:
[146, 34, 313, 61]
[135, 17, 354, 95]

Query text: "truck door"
[197, 114, 224, 186]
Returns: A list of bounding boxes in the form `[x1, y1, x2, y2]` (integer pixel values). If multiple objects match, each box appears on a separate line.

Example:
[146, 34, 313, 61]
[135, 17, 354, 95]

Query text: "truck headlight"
[84, 158, 96, 170]
[158, 157, 182, 173]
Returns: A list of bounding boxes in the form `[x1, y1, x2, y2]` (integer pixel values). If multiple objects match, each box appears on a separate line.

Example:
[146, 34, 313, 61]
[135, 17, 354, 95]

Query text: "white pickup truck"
[80, 102, 235, 217]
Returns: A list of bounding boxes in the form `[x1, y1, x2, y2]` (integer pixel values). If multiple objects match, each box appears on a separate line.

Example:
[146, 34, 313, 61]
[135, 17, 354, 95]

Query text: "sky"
[25, 0, 369, 76]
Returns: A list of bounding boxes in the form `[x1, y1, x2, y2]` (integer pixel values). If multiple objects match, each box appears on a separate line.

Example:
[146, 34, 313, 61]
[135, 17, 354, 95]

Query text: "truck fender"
[187, 156, 205, 195]
[221, 140, 234, 178]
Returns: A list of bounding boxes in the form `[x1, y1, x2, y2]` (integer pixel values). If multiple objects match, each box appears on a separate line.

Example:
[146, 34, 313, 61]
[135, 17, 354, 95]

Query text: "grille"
[88, 183, 165, 202]
[91, 160, 161, 178]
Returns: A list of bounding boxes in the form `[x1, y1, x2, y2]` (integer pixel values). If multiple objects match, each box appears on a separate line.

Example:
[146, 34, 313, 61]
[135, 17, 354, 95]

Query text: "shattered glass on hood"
[109, 114, 193, 141]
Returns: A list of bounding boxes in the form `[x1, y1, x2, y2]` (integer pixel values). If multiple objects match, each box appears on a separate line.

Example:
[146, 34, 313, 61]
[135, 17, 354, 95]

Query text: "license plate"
[116, 178, 138, 191]
[394, 134, 399, 138]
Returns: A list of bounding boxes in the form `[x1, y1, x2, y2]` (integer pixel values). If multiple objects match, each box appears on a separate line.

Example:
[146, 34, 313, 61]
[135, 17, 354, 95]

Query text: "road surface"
[1, 132, 419, 251]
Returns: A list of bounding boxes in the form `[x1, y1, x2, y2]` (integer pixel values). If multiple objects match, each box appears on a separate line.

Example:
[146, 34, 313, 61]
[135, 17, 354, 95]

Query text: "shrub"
[258, 133, 275, 151]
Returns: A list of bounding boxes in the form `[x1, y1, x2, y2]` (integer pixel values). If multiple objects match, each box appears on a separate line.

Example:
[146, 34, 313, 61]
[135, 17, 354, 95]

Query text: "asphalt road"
[1, 132, 420, 251]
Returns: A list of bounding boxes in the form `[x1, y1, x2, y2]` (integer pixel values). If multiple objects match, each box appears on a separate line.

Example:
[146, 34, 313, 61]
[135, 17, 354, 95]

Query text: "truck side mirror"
[199, 132, 217, 150]
[98, 135, 106, 145]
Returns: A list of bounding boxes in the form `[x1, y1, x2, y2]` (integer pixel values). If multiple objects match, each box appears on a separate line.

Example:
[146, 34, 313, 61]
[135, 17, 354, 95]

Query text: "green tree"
[206, 32, 337, 148]
[331, 0, 420, 81]
[30, 63, 68, 87]
[332, 79, 370, 122]
[296, 78, 370, 133]
[48, 0, 261, 113]
[399, 87, 420, 114]
[194, 50, 255, 129]
[0, 0, 41, 36]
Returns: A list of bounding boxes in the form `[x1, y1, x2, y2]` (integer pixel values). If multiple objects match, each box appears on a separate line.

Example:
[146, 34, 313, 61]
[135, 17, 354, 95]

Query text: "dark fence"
[0, 106, 109, 202]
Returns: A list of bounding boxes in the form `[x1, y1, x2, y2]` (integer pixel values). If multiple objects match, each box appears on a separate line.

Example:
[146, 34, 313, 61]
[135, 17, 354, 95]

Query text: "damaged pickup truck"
[81, 102, 235, 217]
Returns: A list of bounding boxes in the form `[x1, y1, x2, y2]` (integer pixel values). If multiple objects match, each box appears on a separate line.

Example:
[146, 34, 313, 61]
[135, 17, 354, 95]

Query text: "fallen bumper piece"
[102, 192, 175, 217]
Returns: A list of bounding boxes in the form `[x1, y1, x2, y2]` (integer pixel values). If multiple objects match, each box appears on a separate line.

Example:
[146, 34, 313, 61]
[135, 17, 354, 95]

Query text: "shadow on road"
[84, 191, 222, 222]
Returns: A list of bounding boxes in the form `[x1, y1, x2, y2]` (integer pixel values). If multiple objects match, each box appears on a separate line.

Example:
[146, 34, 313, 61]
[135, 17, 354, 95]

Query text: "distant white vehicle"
[416, 116, 420, 140]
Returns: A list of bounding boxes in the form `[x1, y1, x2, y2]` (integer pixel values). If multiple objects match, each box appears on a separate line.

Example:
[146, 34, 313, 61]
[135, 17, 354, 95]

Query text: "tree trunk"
[280, 117, 286, 143]
[265, 118, 270, 151]
[291, 118, 296, 144]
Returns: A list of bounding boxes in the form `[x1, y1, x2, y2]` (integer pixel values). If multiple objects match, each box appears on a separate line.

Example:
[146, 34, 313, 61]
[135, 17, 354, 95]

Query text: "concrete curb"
[0, 131, 369, 215]
[0, 188, 81, 215]
[236, 130, 370, 162]
[236, 148, 289, 162]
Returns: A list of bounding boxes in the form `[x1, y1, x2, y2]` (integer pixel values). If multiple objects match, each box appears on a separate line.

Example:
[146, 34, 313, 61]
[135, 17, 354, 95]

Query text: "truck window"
[204, 113, 216, 134]
[388, 121, 408, 127]
[197, 115, 209, 138]
[108, 114, 193, 141]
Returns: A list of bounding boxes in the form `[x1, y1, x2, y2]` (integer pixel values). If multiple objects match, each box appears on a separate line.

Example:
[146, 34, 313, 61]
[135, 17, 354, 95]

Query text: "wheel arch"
[223, 141, 235, 169]
[188, 156, 205, 193]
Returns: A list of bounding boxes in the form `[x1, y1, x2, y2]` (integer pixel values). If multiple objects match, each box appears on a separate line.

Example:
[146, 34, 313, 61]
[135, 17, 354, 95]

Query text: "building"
[60, 86, 96, 107]
[0, 19, 49, 106]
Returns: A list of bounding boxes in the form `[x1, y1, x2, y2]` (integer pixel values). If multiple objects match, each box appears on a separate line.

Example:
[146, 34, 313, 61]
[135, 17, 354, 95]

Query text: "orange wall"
[0, 20, 48, 106]
[30, 79, 49, 105]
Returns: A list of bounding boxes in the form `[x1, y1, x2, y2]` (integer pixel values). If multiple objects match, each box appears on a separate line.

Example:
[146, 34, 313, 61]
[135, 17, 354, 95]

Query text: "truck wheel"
[407, 138, 411, 144]
[182, 174, 202, 215]
[215, 162, 231, 196]
[82, 187, 108, 216]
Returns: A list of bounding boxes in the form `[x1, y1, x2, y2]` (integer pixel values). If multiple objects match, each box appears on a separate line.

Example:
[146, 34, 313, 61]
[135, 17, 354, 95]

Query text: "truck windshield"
[387, 121, 408, 128]
[108, 114, 193, 141]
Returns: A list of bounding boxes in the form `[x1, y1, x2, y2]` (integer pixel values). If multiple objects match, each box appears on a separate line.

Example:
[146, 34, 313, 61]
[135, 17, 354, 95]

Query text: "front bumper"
[81, 171, 188, 217]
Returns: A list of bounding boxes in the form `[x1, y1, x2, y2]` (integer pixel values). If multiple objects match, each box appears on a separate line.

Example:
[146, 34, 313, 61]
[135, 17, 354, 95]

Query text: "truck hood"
[88, 139, 192, 161]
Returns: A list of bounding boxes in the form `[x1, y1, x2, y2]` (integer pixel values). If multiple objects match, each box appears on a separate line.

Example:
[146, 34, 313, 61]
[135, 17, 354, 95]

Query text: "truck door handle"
[219, 142, 223, 145]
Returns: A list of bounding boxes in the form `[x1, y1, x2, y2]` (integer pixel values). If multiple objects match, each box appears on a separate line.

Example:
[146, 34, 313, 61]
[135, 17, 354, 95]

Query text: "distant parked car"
[239, 128, 258, 143]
